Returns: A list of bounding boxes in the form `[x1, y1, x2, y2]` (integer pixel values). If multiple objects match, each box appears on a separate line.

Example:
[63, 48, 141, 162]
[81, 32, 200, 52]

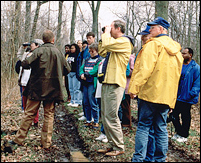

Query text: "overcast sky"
[38, 1, 127, 26]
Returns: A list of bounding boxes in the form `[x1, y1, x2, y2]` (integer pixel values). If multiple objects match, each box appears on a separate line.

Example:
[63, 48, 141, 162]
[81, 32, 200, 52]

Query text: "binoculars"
[22, 43, 31, 46]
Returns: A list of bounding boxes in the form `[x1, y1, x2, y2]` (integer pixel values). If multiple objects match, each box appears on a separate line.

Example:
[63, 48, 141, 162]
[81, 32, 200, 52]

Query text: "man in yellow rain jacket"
[97, 20, 134, 156]
[129, 17, 183, 162]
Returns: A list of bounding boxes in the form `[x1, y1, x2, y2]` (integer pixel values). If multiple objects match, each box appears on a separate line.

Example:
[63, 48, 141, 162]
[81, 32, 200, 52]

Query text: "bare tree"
[30, 1, 48, 41]
[14, 1, 21, 54]
[25, 1, 31, 42]
[195, 1, 200, 64]
[76, 13, 92, 41]
[70, 1, 77, 44]
[56, 1, 63, 50]
[88, 1, 101, 41]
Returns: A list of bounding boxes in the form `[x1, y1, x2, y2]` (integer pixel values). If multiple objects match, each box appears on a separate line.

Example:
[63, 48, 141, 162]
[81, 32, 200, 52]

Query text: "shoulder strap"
[122, 35, 135, 47]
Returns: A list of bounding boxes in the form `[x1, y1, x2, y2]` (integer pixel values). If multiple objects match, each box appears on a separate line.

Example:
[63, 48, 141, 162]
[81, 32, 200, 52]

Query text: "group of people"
[11, 16, 199, 162]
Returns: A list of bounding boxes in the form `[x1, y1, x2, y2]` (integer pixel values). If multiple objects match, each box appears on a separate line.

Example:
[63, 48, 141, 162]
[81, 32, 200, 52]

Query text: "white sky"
[39, 1, 127, 27]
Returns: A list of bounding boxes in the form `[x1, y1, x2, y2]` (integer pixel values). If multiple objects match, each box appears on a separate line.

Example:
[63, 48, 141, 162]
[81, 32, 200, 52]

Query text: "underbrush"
[1, 75, 200, 162]
[65, 98, 200, 162]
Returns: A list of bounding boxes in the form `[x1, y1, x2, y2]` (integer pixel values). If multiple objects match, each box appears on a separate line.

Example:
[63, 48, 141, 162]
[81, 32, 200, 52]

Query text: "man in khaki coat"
[97, 20, 134, 156]
[10, 30, 71, 149]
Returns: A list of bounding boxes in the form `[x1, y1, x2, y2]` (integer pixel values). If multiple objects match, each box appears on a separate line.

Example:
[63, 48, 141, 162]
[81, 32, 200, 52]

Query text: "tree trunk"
[187, 1, 193, 46]
[25, 1, 31, 42]
[195, 1, 200, 64]
[90, 1, 101, 42]
[14, 1, 21, 54]
[56, 1, 63, 50]
[12, 1, 21, 78]
[155, 1, 169, 20]
[30, 1, 48, 41]
[70, 1, 77, 44]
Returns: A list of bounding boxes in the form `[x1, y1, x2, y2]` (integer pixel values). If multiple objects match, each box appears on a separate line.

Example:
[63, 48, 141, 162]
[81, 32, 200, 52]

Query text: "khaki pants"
[101, 84, 125, 151]
[14, 99, 55, 148]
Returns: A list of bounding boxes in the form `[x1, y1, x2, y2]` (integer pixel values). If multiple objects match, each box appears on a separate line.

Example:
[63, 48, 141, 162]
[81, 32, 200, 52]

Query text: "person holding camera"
[16, 42, 31, 112]
[18, 39, 44, 127]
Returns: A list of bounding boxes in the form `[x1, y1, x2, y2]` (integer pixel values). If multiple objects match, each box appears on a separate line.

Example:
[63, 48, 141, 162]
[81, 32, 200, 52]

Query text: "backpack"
[98, 52, 110, 83]
[15, 60, 21, 74]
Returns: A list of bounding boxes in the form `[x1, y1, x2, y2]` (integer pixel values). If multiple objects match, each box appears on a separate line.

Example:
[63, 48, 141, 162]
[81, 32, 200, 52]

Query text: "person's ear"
[52, 37, 55, 43]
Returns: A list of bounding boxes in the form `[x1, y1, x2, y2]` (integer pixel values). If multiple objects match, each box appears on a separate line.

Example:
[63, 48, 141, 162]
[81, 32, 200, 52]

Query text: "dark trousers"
[65, 75, 71, 100]
[121, 94, 131, 127]
[171, 100, 192, 138]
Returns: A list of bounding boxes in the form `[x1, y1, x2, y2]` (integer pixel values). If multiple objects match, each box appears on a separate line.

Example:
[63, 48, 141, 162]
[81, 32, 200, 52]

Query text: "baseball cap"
[147, 17, 170, 30]
[31, 39, 44, 47]
[138, 25, 150, 35]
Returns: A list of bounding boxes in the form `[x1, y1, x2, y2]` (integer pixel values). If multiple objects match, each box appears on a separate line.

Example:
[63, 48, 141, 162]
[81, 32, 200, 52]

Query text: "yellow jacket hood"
[147, 36, 182, 56]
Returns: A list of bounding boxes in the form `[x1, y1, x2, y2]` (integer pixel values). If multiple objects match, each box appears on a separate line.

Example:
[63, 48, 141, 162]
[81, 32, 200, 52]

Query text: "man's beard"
[184, 58, 190, 63]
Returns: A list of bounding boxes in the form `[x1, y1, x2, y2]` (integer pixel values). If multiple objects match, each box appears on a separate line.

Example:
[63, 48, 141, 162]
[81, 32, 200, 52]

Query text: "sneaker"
[71, 103, 79, 107]
[171, 134, 179, 140]
[78, 112, 84, 116]
[78, 116, 86, 121]
[91, 117, 94, 122]
[176, 136, 187, 143]
[95, 133, 107, 141]
[72, 103, 82, 107]
[102, 137, 108, 143]
[67, 103, 73, 106]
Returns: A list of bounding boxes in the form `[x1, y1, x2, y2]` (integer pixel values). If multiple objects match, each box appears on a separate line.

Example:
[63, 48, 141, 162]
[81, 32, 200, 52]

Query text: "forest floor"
[1, 81, 200, 162]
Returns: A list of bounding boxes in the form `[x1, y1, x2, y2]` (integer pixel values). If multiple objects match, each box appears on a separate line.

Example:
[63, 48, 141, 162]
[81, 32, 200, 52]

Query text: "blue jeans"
[132, 99, 169, 162]
[68, 72, 82, 105]
[20, 86, 24, 110]
[83, 83, 99, 123]
[137, 99, 155, 162]
[144, 126, 155, 162]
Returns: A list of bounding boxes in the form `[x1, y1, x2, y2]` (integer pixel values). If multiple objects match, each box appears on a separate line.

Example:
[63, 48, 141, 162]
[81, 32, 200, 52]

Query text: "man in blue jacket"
[169, 47, 200, 143]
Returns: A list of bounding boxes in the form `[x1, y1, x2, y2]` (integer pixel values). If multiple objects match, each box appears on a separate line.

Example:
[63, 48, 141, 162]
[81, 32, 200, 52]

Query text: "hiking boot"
[106, 150, 125, 156]
[97, 147, 113, 153]
[83, 122, 92, 127]
[93, 123, 99, 129]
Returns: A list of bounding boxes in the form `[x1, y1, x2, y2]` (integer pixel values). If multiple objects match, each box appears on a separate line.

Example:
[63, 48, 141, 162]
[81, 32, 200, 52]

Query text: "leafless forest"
[1, 1, 200, 161]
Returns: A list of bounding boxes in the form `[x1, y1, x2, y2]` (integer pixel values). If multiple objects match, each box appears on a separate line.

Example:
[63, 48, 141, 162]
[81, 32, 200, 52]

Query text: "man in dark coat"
[10, 30, 71, 149]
